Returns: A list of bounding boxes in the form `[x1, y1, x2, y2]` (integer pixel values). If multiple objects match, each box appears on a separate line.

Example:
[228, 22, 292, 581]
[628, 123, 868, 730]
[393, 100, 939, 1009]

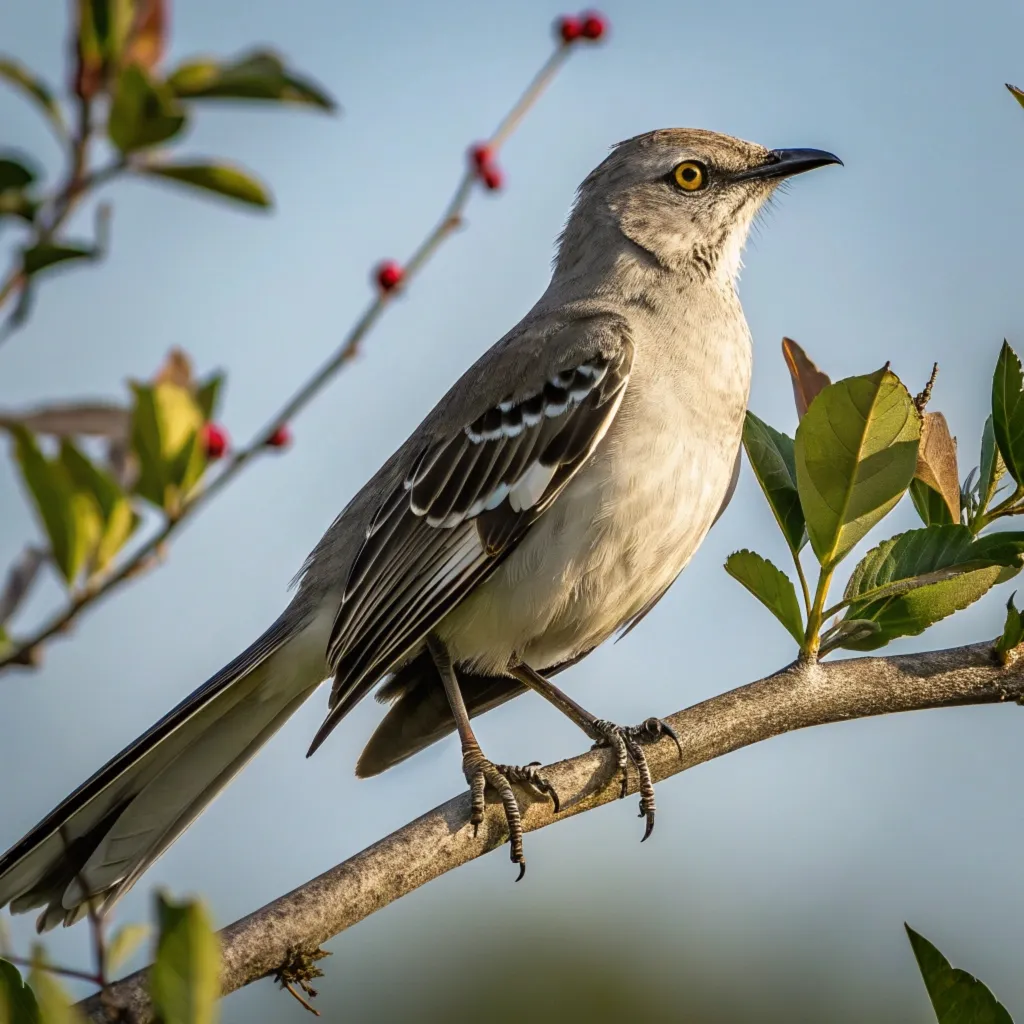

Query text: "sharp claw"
[515, 861, 526, 882]
[641, 811, 655, 843]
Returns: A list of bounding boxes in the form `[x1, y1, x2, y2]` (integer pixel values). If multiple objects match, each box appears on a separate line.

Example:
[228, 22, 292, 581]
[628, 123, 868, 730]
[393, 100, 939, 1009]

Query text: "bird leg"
[509, 661, 683, 841]
[427, 636, 559, 880]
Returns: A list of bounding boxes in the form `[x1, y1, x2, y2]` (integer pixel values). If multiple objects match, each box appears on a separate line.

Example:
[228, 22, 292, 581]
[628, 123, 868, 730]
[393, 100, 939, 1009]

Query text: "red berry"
[580, 11, 607, 39]
[202, 422, 228, 460]
[266, 424, 291, 449]
[469, 143, 492, 170]
[375, 260, 403, 292]
[481, 163, 504, 191]
[557, 15, 582, 43]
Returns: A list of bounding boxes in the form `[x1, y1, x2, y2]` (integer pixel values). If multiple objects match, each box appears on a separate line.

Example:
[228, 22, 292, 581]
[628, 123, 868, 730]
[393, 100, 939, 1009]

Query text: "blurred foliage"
[734, 339, 1024, 660]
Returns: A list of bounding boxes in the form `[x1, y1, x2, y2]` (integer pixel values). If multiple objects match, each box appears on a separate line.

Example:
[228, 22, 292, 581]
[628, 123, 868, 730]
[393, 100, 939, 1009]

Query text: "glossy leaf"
[150, 894, 221, 1024]
[59, 441, 138, 572]
[107, 923, 151, 974]
[995, 593, 1024, 664]
[21, 244, 96, 278]
[913, 412, 960, 523]
[838, 525, 1016, 650]
[795, 367, 921, 567]
[742, 412, 805, 552]
[0, 58, 64, 134]
[725, 550, 804, 644]
[905, 924, 1012, 1024]
[977, 415, 1005, 514]
[107, 64, 186, 153]
[142, 162, 271, 208]
[781, 337, 830, 418]
[167, 49, 336, 110]
[129, 381, 205, 511]
[0, 958, 40, 1024]
[10, 427, 101, 584]
[991, 340, 1024, 487]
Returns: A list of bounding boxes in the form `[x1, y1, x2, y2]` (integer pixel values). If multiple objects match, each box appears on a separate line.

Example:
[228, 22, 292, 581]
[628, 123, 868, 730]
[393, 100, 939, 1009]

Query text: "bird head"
[563, 128, 841, 284]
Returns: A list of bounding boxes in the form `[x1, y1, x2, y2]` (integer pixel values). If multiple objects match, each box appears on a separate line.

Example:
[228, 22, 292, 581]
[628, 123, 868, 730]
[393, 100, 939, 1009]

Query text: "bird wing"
[306, 319, 634, 753]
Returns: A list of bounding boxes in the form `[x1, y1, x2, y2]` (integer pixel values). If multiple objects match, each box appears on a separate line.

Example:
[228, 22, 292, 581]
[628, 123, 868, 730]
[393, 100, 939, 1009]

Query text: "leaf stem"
[802, 564, 835, 659]
[792, 551, 812, 617]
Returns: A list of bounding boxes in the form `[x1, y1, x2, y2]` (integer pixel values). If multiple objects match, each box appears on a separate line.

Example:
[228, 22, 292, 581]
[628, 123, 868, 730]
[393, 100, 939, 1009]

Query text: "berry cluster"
[555, 10, 607, 44]
[201, 422, 291, 461]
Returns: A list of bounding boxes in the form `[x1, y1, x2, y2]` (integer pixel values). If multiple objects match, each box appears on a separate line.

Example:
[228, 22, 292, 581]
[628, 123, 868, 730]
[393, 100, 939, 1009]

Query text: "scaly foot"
[462, 746, 560, 880]
[589, 717, 683, 841]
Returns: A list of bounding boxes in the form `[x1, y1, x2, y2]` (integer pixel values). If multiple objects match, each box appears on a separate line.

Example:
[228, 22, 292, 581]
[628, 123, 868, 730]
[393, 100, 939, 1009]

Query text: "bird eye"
[672, 161, 707, 192]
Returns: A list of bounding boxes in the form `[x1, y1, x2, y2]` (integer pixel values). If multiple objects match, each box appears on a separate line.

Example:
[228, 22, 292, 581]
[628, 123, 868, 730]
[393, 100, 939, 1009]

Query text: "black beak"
[732, 147, 843, 183]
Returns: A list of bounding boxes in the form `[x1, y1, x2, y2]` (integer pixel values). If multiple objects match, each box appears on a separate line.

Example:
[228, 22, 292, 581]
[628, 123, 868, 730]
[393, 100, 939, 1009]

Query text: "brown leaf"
[781, 337, 831, 418]
[152, 347, 195, 389]
[70, 0, 104, 100]
[915, 412, 960, 523]
[0, 546, 45, 626]
[124, 0, 168, 72]
[0, 402, 129, 439]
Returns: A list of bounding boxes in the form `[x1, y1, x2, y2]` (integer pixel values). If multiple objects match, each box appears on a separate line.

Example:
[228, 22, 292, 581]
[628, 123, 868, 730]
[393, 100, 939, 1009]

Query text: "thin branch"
[0, 38, 586, 675]
[4, 953, 103, 987]
[78, 638, 1024, 1023]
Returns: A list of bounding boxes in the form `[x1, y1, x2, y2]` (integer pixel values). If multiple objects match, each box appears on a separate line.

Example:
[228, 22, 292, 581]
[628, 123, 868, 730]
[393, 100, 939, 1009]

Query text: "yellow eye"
[673, 161, 706, 191]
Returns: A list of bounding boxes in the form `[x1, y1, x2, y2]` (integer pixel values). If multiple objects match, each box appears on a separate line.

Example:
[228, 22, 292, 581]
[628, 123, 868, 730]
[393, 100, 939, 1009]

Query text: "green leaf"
[994, 592, 1024, 664]
[910, 479, 955, 527]
[725, 550, 804, 644]
[1008, 83, 1024, 110]
[129, 381, 205, 511]
[742, 412, 806, 552]
[21, 244, 97, 278]
[0, 156, 37, 192]
[59, 440, 138, 573]
[795, 366, 921, 567]
[195, 373, 224, 421]
[10, 427, 101, 584]
[905, 924, 1012, 1024]
[991, 340, 1024, 488]
[141, 162, 271, 209]
[167, 50, 336, 110]
[0, 58, 65, 135]
[107, 923, 151, 974]
[150, 894, 221, 1024]
[27, 950, 84, 1024]
[0, 958, 40, 1024]
[838, 525, 1016, 650]
[978, 415, 1006, 514]
[107, 64, 186, 153]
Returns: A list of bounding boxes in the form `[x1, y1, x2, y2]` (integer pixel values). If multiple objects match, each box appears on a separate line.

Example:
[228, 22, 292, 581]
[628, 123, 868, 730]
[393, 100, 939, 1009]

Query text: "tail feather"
[0, 607, 328, 930]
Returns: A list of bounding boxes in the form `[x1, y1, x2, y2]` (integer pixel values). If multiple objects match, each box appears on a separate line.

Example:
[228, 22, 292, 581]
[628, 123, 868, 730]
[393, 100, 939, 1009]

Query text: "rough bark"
[80, 640, 1023, 1022]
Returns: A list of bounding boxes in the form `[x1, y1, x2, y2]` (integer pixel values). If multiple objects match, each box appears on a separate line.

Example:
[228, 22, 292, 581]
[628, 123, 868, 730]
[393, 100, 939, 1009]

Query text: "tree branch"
[78, 638, 1024, 1022]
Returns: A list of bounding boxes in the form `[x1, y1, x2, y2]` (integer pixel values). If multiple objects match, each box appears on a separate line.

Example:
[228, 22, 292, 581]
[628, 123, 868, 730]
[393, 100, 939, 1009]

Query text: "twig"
[77, 638, 1024, 1023]
[4, 952, 103, 987]
[0, 37, 587, 675]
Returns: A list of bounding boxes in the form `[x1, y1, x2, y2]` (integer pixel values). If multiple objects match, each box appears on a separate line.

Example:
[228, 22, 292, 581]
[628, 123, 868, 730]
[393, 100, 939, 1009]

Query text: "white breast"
[437, 309, 752, 675]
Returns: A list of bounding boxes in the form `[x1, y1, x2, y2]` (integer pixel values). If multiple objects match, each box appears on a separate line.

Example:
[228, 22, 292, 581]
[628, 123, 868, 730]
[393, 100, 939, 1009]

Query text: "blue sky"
[2, 0, 1024, 1019]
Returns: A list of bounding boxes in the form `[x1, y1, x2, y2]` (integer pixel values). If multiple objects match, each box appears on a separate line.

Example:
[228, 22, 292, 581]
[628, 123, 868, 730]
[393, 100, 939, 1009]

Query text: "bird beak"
[732, 148, 843, 182]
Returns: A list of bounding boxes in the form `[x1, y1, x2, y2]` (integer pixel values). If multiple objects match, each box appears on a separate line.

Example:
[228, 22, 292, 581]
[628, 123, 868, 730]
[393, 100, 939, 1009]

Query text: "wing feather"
[306, 333, 634, 755]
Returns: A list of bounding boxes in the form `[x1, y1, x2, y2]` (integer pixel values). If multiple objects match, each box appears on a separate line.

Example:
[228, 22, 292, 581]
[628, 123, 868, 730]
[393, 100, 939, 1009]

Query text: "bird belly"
[435, 403, 743, 675]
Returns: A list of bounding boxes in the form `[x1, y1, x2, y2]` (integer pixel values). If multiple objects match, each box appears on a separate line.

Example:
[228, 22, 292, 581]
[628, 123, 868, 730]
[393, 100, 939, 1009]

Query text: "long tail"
[0, 605, 329, 932]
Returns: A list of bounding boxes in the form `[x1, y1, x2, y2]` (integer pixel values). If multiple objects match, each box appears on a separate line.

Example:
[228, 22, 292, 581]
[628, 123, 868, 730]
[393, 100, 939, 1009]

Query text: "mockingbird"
[0, 128, 840, 928]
